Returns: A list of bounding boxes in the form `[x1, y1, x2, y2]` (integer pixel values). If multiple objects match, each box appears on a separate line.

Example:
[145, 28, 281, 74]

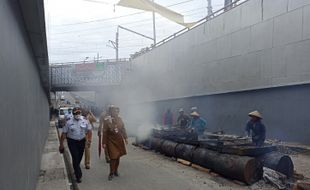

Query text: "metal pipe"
[258, 152, 294, 178]
[192, 148, 263, 184]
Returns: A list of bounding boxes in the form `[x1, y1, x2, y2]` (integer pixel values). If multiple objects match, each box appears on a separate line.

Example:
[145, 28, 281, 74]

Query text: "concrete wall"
[126, 84, 310, 144]
[118, 0, 310, 102]
[0, 1, 49, 190]
[97, 0, 310, 144]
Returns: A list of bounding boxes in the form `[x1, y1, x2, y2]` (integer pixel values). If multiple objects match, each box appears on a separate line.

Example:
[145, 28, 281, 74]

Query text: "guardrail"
[50, 58, 131, 66]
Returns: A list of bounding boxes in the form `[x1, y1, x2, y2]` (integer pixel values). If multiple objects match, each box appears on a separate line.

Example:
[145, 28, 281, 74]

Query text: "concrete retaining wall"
[119, 0, 310, 102]
[96, 0, 310, 144]
[0, 1, 49, 189]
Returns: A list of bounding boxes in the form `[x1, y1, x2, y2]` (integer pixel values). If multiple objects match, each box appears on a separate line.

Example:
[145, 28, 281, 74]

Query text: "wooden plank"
[177, 158, 191, 166]
[191, 164, 211, 173]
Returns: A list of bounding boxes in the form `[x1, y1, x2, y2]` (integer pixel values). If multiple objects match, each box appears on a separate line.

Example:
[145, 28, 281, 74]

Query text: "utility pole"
[116, 27, 119, 61]
[152, 0, 156, 45]
[207, 0, 213, 16]
[109, 25, 154, 60]
[224, 0, 233, 11]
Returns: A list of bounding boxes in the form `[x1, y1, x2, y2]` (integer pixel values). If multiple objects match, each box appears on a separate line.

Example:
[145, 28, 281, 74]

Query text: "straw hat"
[248, 110, 262, 119]
[190, 111, 200, 117]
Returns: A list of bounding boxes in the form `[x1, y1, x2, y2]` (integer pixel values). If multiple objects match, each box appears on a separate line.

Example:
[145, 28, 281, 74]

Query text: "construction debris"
[263, 167, 287, 189]
[293, 179, 310, 190]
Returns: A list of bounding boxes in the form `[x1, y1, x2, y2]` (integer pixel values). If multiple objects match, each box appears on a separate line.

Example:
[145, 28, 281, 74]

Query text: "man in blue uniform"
[59, 107, 92, 183]
[245, 110, 266, 146]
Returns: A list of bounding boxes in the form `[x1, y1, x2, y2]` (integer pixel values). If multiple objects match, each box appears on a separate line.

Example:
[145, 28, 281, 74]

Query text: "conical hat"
[248, 110, 262, 119]
[190, 111, 200, 117]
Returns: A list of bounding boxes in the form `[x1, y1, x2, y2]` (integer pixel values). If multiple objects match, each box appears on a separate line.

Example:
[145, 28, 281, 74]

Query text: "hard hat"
[179, 108, 184, 112]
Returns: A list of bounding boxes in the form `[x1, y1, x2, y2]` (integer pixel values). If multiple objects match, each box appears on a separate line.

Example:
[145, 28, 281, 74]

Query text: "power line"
[51, 0, 196, 27]
[49, 6, 207, 35]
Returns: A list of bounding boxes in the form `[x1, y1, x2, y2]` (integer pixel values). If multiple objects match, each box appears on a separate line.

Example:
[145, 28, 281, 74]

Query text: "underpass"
[2, 0, 310, 189]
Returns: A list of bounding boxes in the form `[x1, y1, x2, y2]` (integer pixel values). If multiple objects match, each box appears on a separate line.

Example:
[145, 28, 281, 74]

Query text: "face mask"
[74, 115, 80, 120]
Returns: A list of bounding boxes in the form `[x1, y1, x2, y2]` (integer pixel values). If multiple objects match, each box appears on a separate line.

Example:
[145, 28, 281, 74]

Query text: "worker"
[245, 110, 266, 146]
[177, 108, 190, 129]
[84, 110, 96, 169]
[98, 106, 112, 163]
[102, 106, 128, 181]
[189, 111, 207, 139]
[59, 107, 92, 183]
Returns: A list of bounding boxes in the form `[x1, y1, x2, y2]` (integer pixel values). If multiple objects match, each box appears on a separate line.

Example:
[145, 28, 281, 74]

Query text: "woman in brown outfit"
[102, 106, 128, 180]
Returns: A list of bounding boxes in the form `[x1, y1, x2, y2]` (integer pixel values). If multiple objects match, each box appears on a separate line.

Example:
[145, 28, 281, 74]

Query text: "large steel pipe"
[175, 143, 196, 161]
[258, 152, 294, 178]
[150, 137, 165, 152]
[192, 148, 263, 184]
[160, 140, 178, 157]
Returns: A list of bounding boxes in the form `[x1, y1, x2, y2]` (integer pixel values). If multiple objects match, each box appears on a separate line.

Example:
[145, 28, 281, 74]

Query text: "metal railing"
[49, 59, 132, 89]
[50, 58, 131, 66]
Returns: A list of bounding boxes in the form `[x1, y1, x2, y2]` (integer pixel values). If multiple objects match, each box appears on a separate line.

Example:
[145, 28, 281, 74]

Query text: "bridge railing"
[49, 59, 131, 90]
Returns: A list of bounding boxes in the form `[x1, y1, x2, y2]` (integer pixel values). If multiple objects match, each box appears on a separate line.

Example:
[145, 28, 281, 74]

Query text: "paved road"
[76, 126, 274, 190]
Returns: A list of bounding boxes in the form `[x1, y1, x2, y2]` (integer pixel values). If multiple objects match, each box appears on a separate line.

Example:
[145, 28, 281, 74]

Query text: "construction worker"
[189, 111, 207, 140]
[83, 110, 96, 169]
[245, 110, 266, 146]
[177, 108, 190, 128]
[102, 106, 128, 181]
[59, 107, 92, 183]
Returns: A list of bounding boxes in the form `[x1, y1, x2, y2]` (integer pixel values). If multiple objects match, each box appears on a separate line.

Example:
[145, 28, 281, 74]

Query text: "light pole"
[152, 0, 156, 45]
[108, 25, 154, 61]
[207, 0, 213, 16]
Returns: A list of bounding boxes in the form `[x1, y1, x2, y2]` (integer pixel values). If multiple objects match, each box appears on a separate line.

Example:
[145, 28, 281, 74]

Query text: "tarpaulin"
[117, 0, 196, 27]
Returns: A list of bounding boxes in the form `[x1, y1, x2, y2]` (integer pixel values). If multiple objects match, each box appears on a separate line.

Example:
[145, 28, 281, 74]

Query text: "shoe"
[108, 174, 113, 181]
[76, 178, 82, 183]
[85, 165, 90, 169]
[114, 171, 119, 177]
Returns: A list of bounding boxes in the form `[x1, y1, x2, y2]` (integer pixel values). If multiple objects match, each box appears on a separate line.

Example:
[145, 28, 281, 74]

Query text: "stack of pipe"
[139, 136, 293, 185]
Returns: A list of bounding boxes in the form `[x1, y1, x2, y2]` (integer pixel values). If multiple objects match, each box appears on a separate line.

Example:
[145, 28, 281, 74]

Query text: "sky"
[45, 0, 225, 64]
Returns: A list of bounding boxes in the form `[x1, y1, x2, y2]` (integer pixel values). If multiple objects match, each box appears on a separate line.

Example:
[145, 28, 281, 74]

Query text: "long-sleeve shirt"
[177, 114, 190, 128]
[189, 117, 207, 135]
[245, 120, 266, 142]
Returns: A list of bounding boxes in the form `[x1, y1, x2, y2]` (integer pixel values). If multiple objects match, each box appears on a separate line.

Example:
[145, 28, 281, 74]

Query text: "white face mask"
[74, 115, 80, 120]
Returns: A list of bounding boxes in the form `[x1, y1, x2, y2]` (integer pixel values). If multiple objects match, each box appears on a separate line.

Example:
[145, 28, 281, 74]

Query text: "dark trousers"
[109, 158, 120, 174]
[67, 138, 86, 179]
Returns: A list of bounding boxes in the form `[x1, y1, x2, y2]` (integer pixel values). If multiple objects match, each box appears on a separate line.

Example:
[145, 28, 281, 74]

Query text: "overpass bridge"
[49, 59, 131, 91]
